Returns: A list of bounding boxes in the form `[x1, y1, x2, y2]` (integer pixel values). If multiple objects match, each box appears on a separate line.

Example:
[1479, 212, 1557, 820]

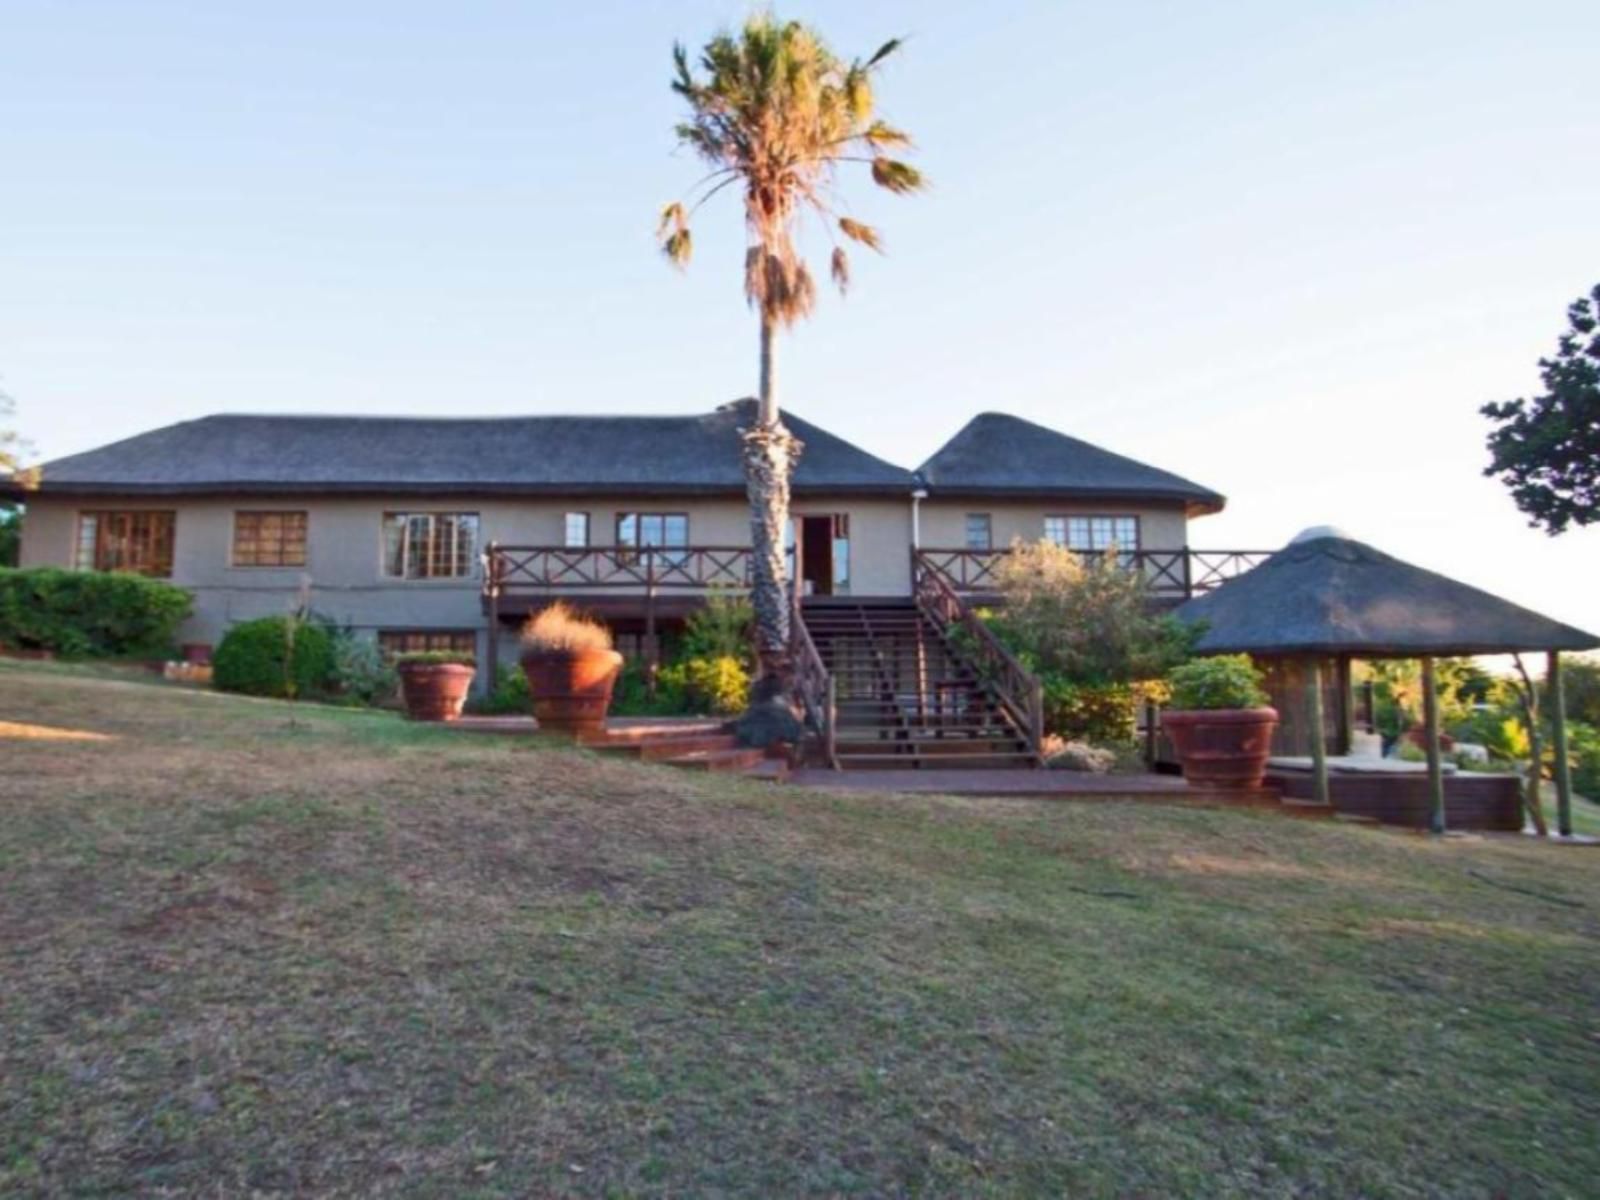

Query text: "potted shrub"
[395, 651, 476, 722]
[518, 602, 623, 736]
[1161, 655, 1278, 788]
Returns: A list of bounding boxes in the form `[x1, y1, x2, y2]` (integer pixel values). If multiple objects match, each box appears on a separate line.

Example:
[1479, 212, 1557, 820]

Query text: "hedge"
[0, 567, 192, 658]
[213, 616, 336, 699]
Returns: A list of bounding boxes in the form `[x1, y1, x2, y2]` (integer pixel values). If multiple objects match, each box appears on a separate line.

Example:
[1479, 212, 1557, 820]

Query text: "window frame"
[74, 510, 177, 578]
[376, 629, 479, 658]
[964, 513, 993, 552]
[230, 510, 308, 569]
[1044, 513, 1142, 555]
[615, 511, 690, 565]
[563, 511, 590, 549]
[381, 511, 481, 581]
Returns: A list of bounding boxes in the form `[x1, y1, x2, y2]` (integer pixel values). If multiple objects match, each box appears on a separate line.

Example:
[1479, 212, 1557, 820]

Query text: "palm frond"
[870, 157, 924, 194]
[662, 228, 692, 267]
[838, 218, 882, 252]
[866, 38, 902, 67]
[830, 246, 850, 294]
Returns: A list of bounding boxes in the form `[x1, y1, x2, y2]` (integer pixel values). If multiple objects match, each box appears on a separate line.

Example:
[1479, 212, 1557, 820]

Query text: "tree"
[1482, 283, 1600, 534]
[658, 14, 923, 739]
[0, 390, 29, 567]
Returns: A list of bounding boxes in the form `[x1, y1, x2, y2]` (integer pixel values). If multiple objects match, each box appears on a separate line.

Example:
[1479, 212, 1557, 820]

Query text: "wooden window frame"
[377, 629, 478, 658]
[74, 510, 176, 577]
[381, 512, 480, 580]
[231, 510, 308, 568]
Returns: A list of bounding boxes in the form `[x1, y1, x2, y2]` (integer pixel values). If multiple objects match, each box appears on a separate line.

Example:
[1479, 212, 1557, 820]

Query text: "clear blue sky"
[3, 1, 1597, 634]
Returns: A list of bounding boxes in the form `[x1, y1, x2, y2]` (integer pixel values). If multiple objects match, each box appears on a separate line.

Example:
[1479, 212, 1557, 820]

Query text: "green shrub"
[394, 650, 476, 666]
[328, 629, 398, 707]
[681, 654, 749, 714]
[613, 659, 696, 717]
[681, 589, 754, 664]
[471, 665, 531, 715]
[1167, 655, 1269, 711]
[0, 566, 191, 658]
[213, 616, 336, 699]
[1040, 679, 1129, 743]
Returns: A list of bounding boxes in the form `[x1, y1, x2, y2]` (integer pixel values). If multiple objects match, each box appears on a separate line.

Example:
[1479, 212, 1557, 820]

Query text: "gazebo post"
[1548, 651, 1573, 838]
[1420, 656, 1446, 834]
[1308, 659, 1330, 807]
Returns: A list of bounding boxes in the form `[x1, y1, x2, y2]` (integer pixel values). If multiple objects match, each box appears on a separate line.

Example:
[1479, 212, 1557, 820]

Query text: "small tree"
[990, 540, 1193, 685]
[1482, 283, 1600, 533]
[987, 540, 1194, 741]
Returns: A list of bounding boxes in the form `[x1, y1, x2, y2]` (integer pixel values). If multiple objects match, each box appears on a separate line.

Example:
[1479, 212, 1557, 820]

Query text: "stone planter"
[397, 662, 476, 722]
[520, 647, 624, 736]
[1161, 707, 1280, 788]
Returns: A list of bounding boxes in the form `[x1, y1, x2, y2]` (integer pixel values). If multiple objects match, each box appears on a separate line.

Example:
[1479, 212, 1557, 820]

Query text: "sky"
[2, 0, 1597, 635]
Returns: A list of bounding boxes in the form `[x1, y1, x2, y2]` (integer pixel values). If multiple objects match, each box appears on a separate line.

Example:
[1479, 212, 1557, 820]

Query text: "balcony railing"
[484, 544, 754, 595]
[913, 546, 1274, 599]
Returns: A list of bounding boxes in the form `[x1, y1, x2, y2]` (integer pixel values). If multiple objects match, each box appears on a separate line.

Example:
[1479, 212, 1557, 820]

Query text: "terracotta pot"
[1162, 707, 1280, 788]
[397, 662, 476, 722]
[182, 642, 214, 665]
[520, 647, 624, 736]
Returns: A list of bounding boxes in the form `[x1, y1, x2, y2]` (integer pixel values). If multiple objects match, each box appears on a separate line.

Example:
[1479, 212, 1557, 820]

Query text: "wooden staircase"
[799, 597, 1039, 769]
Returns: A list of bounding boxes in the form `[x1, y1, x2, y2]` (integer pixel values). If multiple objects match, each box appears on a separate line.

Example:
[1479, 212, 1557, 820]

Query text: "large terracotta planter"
[1162, 707, 1280, 788]
[520, 647, 624, 736]
[397, 662, 476, 722]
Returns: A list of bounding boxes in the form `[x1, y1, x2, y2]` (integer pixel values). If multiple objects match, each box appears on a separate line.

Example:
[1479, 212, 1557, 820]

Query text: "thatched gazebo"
[1174, 528, 1599, 834]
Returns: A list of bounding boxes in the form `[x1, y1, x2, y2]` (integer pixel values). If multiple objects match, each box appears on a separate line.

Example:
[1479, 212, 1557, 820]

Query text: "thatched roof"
[1175, 531, 1599, 657]
[917, 412, 1225, 514]
[10, 400, 913, 498]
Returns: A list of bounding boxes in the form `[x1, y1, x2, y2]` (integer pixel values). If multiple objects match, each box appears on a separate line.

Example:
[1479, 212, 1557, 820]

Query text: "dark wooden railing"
[790, 605, 837, 768]
[912, 552, 1045, 759]
[914, 546, 1273, 599]
[486, 544, 753, 594]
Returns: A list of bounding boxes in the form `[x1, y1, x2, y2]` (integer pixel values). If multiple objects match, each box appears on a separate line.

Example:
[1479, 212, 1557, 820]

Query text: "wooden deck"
[785, 767, 1307, 812]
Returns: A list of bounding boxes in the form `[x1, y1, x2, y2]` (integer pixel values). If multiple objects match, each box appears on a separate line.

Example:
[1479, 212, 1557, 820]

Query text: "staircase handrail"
[790, 602, 838, 769]
[912, 550, 1045, 757]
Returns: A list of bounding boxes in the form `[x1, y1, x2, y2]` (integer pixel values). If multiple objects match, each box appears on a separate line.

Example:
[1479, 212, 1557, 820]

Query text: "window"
[1044, 514, 1140, 554]
[965, 513, 993, 551]
[378, 629, 478, 657]
[232, 511, 308, 567]
[75, 511, 176, 577]
[616, 512, 689, 563]
[382, 512, 480, 579]
[564, 511, 590, 548]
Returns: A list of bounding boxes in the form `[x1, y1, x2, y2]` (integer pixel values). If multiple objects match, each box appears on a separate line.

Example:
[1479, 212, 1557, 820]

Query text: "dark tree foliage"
[0, 506, 18, 568]
[1482, 283, 1600, 534]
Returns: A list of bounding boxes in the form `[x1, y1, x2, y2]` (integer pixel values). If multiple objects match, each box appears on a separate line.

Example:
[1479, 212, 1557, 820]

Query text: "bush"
[394, 650, 476, 666]
[472, 665, 531, 715]
[328, 629, 398, 707]
[213, 616, 336, 699]
[681, 655, 750, 714]
[1167, 655, 1269, 711]
[0, 566, 191, 658]
[680, 589, 754, 664]
[519, 601, 613, 653]
[989, 540, 1195, 685]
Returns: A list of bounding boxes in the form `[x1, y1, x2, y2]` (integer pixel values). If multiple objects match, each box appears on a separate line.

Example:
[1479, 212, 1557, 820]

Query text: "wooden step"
[835, 751, 1040, 770]
[662, 746, 767, 772]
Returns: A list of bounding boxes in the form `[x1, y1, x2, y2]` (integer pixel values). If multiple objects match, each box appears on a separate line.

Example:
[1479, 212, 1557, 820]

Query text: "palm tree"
[659, 14, 923, 736]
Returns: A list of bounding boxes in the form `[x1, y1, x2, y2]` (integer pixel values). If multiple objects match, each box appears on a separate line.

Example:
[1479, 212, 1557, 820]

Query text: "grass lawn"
[3, 662, 1598, 1197]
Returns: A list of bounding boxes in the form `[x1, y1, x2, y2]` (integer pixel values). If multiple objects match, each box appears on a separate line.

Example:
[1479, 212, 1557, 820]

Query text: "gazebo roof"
[1174, 531, 1599, 658]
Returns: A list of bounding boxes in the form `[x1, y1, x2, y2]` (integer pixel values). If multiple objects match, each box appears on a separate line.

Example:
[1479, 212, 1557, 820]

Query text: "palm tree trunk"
[738, 313, 804, 743]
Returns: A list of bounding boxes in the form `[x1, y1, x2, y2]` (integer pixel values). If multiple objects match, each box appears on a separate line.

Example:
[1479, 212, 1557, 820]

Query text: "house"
[6, 399, 1232, 683]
